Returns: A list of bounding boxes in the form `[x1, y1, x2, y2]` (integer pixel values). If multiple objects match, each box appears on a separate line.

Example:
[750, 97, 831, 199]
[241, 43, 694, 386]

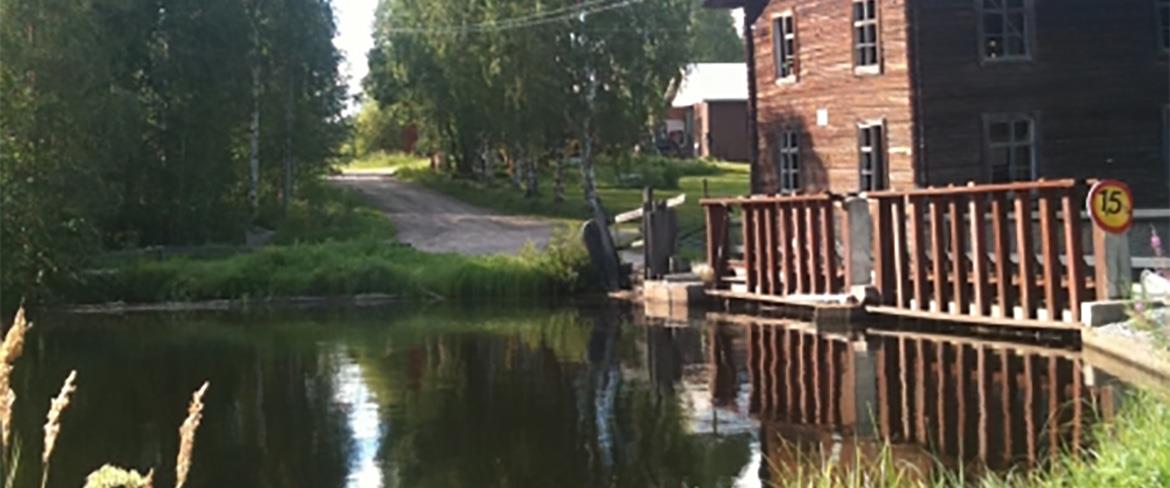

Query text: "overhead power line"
[378, 0, 644, 35]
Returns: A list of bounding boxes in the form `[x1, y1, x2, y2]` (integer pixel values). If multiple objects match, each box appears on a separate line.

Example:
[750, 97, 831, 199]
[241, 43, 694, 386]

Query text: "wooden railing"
[703, 194, 843, 297]
[866, 180, 1093, 324]
[702, 179, 1128, 327]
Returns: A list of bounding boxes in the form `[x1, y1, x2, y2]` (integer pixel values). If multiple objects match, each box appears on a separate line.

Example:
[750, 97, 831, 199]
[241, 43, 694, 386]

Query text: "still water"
[12, 303, 1128, 487]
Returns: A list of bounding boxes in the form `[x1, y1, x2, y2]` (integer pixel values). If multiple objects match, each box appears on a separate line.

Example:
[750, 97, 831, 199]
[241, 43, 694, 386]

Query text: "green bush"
[271, 183, 396, 245]
[64, 229, 598, 305]
[599, 155, 721, 190]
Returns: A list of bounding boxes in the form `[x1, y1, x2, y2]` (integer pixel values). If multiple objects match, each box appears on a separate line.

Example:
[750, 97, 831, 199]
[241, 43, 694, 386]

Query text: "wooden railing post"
[704, 203, 729, 288]
[871, 198, 895, 304]
[1091, 222, 1132, 300]
[1061, 187, 1087, 323]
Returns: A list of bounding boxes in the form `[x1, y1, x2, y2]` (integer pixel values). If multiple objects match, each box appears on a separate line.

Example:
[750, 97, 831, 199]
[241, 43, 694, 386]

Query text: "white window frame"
[852, 0, 882, 75]
[776, 130, 801, 193]
[977, 0, 1034, 62]
[858, 120, 887, 192]
[983, 114, 1038, 183]
[772, 11, 798, 84]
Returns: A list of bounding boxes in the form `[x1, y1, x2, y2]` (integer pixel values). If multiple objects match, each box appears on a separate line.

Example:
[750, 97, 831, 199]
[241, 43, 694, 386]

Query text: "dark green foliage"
[0, 0, 346, 309]
[366, 0, 697, 176]
[600, 154, 722, 190]
[351, 101, 409, 156]
[269, 183, 397, 245]
[690, 0, 743, 63]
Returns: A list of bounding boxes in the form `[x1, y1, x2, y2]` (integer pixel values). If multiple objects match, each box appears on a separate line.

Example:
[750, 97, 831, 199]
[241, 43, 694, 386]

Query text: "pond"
[9, 302, 1132, 487]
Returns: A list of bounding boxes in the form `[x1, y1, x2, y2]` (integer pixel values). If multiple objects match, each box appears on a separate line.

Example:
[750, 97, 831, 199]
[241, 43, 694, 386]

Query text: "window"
[1159, 0, 1170, 51]
[776, 131, 801, 193]
[985, 115, 1036, 182]
[980, 0, 1032, 60]
[858, 123, 886, 191]
[773, 13, 797, 81]
[852, 0, 880, 70]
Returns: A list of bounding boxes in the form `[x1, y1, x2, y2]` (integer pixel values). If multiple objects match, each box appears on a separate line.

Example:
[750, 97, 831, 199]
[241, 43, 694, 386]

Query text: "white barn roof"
[670, 63, 748, 108]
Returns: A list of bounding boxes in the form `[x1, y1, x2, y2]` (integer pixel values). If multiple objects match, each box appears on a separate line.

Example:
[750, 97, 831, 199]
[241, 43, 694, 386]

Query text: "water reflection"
[728, 317, 1128, 481]
[8, 305, 1132, 488]
[333, 353, 384, 488]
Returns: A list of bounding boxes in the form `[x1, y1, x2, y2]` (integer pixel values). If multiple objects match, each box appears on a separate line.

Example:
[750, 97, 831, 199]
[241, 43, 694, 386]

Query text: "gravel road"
[330, 174, 554, 256]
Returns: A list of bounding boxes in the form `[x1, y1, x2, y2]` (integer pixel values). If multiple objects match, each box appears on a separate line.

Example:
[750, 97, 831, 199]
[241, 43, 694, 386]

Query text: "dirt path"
[330, 174, 555, 256]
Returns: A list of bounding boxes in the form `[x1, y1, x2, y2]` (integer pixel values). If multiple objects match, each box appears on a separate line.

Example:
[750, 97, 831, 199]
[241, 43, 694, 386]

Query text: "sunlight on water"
[334, 353, 385, 488]
[734, 440, 763, 488]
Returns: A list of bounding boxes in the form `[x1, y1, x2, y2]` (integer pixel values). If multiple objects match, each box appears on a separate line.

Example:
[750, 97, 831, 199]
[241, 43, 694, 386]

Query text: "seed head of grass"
[175, 381, 209, 488]
[41, 370, 77, 465]
[1, 306, 29, 362]
[0, 306, 30, 449]
[83, 465, 154, 488]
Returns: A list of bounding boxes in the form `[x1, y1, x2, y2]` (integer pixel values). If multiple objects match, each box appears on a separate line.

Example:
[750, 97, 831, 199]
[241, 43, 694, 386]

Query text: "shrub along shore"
[50, 182, 596, 307]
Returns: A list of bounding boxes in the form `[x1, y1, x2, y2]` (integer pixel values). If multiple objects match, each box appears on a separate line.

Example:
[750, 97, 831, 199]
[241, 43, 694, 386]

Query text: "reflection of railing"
[744, 321, 854, 426]
[722, 320, 1122, 471]
[870, 330, 1107, 469]
[702, 194, 843, 296]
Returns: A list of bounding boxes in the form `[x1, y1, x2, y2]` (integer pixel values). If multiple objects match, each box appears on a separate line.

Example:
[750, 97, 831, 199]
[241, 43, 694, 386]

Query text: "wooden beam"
[615, 193, 686, 224]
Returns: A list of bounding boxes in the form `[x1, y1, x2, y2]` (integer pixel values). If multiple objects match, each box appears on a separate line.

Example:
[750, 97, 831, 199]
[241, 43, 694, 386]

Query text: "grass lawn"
[348, 153, 751, 254]
[337, 151, 430, 174]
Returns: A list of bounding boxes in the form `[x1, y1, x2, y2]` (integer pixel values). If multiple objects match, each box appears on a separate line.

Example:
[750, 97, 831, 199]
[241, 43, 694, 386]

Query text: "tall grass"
[995, 391, 1170, 488]
[0, 307, 210, 488]
[270, 183, 397, 245]
[759, 392, 1170, 488]
[65, 227, 596, 305]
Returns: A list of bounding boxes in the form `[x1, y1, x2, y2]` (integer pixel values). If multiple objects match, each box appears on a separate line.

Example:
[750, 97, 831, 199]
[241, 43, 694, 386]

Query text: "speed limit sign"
[1086, 180, 1134, 234]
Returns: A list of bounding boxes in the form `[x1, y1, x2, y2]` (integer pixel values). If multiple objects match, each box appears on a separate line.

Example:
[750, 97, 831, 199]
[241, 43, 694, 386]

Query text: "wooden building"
[707, 0, 1170, 206]
[664, 63, 752, 162]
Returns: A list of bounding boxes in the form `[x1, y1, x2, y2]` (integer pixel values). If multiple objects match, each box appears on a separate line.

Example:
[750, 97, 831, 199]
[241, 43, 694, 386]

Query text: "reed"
[0, 306, 29, 450]
[40, 369, 76, 488]
[175, 382, 209, 488]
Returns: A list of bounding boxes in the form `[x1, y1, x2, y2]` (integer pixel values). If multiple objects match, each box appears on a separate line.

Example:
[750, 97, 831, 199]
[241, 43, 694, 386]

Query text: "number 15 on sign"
[1086, 180, 1134, 234]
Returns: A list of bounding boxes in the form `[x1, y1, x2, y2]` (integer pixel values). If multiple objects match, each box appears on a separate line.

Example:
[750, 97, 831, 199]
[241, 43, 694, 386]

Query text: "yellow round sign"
[1086, 180, 1134, 234]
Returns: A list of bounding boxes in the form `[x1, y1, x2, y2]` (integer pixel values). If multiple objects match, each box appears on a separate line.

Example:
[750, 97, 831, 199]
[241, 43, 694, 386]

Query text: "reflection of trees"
[365, 306, 752, 488]
[13, 304, 755, 488]
[11, 317, 351, 488]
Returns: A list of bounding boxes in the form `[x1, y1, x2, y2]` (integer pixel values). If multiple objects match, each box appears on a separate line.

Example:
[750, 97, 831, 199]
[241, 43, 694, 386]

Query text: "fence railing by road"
[703, 193, 842, 297]
[702, 179, 1128, 327]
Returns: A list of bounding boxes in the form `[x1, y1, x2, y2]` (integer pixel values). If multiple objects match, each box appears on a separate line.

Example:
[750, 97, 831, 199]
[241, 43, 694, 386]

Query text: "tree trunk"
[554, 157, 565, 203]
[248, 62, 261, 217]
[510, 149, 522, 190]
[524, 154, 538, 198]
[282, 69, 294, 214]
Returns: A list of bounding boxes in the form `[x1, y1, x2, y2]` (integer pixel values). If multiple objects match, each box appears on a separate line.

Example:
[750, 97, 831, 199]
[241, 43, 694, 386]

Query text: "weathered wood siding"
[913, 0, 1170, 206]
[752, 0, 917, 194]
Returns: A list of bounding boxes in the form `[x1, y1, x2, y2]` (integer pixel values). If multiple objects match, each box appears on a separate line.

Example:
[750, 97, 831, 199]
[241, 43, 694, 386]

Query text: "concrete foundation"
[642, 279, 706, 321]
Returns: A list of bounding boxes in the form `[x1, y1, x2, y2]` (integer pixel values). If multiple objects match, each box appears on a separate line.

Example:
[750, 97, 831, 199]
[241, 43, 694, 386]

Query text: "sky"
[333, 0, 380, 107]
[332, 1, 744, 110]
